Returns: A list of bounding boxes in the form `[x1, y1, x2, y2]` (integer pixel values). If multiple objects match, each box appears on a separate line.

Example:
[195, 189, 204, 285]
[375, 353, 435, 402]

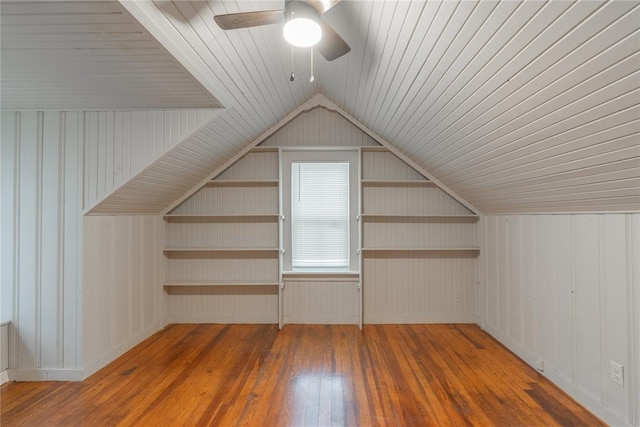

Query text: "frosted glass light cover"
[283, 18, 321, 47]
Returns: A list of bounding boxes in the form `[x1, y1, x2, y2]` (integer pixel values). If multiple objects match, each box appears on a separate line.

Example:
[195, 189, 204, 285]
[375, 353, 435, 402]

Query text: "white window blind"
[291, 162, 350, 268]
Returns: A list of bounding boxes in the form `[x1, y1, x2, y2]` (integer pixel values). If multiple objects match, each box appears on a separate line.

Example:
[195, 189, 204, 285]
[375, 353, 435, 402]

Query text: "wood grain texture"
[1, 324, 603, 426]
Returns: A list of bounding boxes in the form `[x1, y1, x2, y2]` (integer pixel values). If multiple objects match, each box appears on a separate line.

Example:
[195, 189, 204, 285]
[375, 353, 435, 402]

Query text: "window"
[283, 150, 358, 272]
[291, 162, 350, 268]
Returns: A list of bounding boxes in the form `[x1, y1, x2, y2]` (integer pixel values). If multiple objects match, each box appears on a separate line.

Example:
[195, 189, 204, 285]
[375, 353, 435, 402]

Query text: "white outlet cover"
[609, 360, 624, 387]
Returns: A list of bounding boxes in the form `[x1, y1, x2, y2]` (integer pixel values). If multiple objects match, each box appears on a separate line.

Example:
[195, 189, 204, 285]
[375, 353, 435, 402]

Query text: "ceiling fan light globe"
[283, 18, 322, 47]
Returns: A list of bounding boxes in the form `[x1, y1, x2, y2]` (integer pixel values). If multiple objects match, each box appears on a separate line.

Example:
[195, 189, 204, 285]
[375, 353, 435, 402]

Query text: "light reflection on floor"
[291, 374, 346, 427]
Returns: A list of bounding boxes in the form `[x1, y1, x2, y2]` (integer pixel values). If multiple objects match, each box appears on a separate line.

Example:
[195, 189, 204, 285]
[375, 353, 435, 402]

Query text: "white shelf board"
[360, 179, 434, 186]
[360, 146, 388, 152]
[163, 247, 280, 253]
[206, 179, 279, 186]
[361, 247, 480, 252]
[163, 214, 279, 220]
[250, 146, 279, 152]
[163, 281, 279, 287]
[360, 214, 479, 219]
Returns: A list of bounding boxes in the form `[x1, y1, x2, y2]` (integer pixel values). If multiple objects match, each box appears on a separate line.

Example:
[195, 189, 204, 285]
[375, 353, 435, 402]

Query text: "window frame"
[282, 149, 359, 273]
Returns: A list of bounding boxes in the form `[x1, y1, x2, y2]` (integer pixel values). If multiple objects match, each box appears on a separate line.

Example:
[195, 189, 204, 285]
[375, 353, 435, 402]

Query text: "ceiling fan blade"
[316, 20, 350, 61]
[304, 0, 341, 14]
[214, 10, 284, 30]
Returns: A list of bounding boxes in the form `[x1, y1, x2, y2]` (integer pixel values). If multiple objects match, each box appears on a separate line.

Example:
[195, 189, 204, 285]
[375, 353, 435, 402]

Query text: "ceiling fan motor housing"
[285, 1, 322, 23]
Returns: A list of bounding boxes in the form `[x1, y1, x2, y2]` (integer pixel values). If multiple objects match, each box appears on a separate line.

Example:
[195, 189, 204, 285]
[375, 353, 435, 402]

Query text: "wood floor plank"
[0, 324, 605, 426]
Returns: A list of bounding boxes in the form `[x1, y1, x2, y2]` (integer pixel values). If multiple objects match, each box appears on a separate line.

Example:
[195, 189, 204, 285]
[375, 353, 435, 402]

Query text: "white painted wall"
[283, 281, 359, 325]
[1, 110, 199, 380]
[82, 215, 165, 378]
[480, 214, 639, 426]
[1, 111, 84, 380]
[165, 286, 278, 324]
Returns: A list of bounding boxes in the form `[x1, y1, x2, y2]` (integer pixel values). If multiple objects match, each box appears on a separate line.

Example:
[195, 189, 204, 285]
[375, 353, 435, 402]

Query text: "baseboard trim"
[364, 314, 477, 324]
[1, 370, 9, 385]
[284, 315, 358, 325]
[82, 323, 163, 380]
[8, 368, 83, 382]
[483, 324, 633, 427]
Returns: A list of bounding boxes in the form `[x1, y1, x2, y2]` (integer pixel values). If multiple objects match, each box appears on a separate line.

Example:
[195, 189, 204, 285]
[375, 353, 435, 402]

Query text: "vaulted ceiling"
[0, 1, 220, 109]
[2, 0, 639, 214]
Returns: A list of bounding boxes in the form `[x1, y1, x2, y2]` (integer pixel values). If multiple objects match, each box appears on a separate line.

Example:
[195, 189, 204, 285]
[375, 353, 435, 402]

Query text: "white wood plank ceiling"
[3, 0, 639, 214]
[0, 1, 221, 109]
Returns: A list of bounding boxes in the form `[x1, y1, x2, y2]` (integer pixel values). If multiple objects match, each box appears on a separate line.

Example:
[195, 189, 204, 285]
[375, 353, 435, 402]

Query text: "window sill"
[282, 271, 360, 282]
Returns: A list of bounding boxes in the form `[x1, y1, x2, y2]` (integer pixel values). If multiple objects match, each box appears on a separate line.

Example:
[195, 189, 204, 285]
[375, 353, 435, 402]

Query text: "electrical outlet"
[609, 361, 624, 387]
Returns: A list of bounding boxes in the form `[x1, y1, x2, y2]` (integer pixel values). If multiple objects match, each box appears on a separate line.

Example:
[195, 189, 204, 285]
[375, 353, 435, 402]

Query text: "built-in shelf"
[164, 214, 279, 220]
[360, 146, 389, 152]
[361, 247, 480, 252]
[360, 214, 479, 221]
[163, 281, 279, 287]
[360, 179, 434, 186]
[206, 179, 279, 186]
[163, 247, 280, 254]
[250, 146, 279, 152]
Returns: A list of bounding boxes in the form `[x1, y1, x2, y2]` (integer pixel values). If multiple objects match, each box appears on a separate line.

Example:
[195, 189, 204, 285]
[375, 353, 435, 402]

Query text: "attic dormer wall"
[164, 107, 479, 325]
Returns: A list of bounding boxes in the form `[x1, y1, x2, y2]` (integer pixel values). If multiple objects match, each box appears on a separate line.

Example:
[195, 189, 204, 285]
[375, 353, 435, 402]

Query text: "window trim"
[282, 149, 359, 273]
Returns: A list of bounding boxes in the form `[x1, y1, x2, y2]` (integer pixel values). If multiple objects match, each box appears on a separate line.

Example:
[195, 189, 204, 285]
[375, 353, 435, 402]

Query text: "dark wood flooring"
[1, 324, 603, 426]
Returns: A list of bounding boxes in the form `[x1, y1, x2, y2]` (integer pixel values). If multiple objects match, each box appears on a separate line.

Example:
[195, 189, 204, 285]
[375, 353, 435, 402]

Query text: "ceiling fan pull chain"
[290, 44, 295, 82]
[310, 48, 315, 83]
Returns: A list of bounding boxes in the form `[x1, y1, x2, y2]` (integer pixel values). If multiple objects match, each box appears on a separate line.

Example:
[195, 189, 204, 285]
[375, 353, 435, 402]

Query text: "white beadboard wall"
[283, 281, 359, 325]
[165, 286, 278, 324]
[82, 215, 164, 378]
[480, 214, 640, 426]
[1, 111, 84, 380]
[361, 149, 478, 324]
[262, 107, 378, 147]
[164, 150, 280, 322]
[83, 109, 217, 211]
[2, 110, 188, 380]
[362, 217, 478, 249]
[165, 217, 278, 249]
[86, 108, 257, 215]
[172, 185, 279, 216]
[363, 253, 477, 324]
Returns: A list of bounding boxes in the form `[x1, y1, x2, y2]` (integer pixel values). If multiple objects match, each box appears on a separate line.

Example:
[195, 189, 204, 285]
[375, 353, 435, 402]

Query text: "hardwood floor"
[1, 324, 603, 426]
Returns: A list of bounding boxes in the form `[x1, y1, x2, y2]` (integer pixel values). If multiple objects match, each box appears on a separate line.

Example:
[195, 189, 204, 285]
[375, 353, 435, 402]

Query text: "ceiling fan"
[214, 0, 351, 62]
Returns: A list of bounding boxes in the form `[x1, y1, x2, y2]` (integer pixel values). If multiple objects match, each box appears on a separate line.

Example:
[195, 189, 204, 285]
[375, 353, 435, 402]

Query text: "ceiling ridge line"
[160, 94, 328, 215]
[314, 95, 482, 216]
